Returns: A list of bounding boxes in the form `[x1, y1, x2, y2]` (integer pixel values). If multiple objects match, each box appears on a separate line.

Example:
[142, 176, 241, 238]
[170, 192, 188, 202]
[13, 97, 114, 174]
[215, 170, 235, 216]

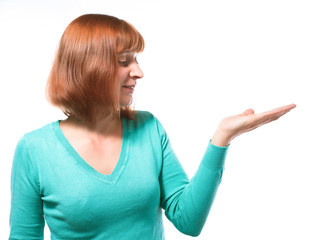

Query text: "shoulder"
[134, 110, 156, 122]
[127, 110, 168, 137]
[126, 110, 161, 133]
[126, 110, 158, 125]
[24, 121, 56, 139]
[13, 121, 58, 169]
[17, 121, 58, 151]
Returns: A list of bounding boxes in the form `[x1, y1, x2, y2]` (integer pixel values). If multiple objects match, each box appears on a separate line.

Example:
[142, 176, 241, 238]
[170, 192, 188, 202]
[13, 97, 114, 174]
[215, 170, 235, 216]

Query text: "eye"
[118, 60, 129, 67]
[118, 55, 129, 66]
[117, 52, 138, 67]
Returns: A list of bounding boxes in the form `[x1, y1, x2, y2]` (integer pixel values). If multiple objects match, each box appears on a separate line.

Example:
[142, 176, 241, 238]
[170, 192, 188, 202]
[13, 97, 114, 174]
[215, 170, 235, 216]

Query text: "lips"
[122, 85, 135, 89]
[122, 85, 135, 94]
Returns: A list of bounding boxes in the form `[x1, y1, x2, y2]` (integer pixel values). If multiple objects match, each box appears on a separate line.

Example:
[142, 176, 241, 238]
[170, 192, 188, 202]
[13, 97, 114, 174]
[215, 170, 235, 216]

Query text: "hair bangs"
[116, 20, 145, 54]
[46, 14, 144, 124]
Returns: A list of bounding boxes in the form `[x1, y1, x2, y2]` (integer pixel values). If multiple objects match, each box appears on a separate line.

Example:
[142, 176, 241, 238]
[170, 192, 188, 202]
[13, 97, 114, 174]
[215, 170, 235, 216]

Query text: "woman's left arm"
[158, 104, 296, 237]
[211, 104, 296, 147]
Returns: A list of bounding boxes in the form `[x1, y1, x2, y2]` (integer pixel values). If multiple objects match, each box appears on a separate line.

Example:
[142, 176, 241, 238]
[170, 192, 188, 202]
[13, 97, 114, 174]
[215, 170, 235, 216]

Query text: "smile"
[122, 85, 135, 89]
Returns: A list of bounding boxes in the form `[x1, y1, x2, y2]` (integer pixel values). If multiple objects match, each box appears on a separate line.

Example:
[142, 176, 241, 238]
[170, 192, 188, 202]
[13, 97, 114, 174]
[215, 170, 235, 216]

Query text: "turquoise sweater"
[9, 111, 228, 239]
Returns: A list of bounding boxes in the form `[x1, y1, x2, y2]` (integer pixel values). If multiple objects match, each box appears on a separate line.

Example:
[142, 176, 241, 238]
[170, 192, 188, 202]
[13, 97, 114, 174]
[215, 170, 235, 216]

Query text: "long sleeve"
[157, 118, 228, 237]
[8, 113, 227, 239]
[9, 136, 45, 240]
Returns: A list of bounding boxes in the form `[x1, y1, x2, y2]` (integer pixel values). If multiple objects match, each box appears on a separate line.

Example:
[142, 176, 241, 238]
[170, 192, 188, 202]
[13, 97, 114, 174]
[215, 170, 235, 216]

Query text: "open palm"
[212, 104, 296, 147]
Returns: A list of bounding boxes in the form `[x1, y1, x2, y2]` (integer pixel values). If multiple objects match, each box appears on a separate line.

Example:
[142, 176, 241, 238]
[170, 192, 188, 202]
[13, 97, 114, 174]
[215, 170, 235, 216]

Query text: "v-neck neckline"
[51, 117, 130, 184]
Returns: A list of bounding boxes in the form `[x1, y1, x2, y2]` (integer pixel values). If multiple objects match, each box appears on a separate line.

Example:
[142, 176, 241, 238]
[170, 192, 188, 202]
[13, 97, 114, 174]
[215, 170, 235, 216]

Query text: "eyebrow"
[118, 52, 137, 57]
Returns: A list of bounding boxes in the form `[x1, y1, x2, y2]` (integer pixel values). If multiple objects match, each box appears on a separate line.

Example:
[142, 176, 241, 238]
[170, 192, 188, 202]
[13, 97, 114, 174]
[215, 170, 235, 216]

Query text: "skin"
[116, 52, 296, 147]
[211, 104, 296, 147]
[59, 51, 143, 175]
[60, 51, 296, 174]
[117, 51, 144, 106]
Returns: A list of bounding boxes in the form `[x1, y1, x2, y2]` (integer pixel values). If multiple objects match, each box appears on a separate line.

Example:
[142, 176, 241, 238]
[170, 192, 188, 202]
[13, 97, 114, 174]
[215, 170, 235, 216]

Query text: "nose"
[130, 62, 144, 79]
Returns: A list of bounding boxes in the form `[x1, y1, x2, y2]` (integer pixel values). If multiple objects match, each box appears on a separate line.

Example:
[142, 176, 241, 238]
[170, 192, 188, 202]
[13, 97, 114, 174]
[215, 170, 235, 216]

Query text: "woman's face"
[117, 52, 144, 107]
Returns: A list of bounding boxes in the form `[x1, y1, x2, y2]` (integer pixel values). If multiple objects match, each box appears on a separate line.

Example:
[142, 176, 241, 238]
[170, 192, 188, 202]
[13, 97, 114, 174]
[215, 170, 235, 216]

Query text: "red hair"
[46, 14, 144, 124]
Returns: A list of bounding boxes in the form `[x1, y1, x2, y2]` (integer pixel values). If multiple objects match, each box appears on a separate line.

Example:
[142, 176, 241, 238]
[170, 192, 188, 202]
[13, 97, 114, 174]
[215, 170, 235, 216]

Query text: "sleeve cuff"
[200, 140, 229, 171]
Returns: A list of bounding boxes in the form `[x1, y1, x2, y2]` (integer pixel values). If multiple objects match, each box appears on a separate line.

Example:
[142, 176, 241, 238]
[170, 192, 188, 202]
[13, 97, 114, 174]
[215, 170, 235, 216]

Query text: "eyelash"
[119, 61, 129, 67]
[118, 57, 138, 67]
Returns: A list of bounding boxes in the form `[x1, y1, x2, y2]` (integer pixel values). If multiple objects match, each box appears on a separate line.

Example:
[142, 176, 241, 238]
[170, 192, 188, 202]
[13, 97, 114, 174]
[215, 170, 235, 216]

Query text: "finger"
[255, 109, 292, 127]
[241, 108, 255, 116]
[266, 104, 296, 114]
[258, 104, 296, 119]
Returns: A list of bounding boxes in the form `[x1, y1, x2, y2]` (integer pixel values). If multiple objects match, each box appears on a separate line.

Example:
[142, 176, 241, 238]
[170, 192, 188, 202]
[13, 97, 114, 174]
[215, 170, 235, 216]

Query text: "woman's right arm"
[9, 136, 44, 240]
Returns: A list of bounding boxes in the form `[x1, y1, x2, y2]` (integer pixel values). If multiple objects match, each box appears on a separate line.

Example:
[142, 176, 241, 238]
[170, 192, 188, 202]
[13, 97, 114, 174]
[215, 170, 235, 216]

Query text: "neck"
[62, 113, 122, 139]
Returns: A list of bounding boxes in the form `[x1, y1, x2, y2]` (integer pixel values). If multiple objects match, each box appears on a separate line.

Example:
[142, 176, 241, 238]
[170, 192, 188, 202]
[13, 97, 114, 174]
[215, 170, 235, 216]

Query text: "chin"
[120, 101, 132, 107]
[120, 97, 133, 107]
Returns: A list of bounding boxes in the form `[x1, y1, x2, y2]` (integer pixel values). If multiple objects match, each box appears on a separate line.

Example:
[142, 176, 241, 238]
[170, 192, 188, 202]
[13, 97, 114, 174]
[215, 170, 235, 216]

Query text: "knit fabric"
[9, 111, 228, 239]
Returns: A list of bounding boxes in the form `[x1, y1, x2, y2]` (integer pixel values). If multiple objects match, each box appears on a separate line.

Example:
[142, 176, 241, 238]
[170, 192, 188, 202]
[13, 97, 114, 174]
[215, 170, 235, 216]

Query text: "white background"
[1, 0, 316, 239]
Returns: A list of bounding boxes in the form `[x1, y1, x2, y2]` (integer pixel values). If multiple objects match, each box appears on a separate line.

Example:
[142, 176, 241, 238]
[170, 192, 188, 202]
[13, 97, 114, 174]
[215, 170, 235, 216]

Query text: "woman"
[9, 14, 296, 239]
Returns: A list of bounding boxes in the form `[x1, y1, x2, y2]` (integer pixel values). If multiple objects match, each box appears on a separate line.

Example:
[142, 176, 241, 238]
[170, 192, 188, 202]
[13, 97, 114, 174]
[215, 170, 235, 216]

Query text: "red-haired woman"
[9, 14, 296, 239]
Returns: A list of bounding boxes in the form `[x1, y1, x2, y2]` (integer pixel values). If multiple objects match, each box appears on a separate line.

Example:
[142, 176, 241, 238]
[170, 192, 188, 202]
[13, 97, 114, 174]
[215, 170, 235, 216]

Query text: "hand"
[211, 104, 296, 147]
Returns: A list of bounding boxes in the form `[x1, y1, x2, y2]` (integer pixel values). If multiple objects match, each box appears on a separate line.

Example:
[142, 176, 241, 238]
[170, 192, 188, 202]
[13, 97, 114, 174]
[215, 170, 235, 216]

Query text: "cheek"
[116, 67, 128, 83]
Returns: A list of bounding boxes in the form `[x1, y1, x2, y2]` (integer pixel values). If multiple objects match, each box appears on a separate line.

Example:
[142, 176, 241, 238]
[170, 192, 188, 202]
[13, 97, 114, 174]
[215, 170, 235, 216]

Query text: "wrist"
[211, 129, 232, 147]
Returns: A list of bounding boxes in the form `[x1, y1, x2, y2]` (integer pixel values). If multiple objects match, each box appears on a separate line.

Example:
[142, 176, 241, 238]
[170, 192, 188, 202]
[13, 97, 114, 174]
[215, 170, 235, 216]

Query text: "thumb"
[241, 108, 255, 116]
